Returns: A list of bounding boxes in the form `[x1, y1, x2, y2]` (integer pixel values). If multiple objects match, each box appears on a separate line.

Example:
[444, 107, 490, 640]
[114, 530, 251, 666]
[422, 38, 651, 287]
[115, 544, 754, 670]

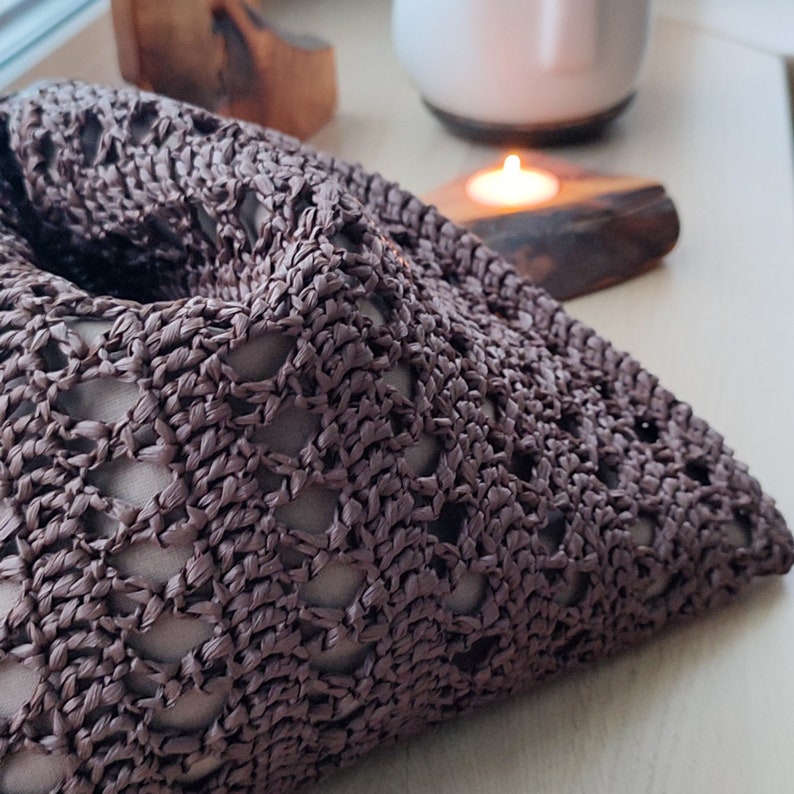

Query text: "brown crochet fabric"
[0, 81, 790, 793]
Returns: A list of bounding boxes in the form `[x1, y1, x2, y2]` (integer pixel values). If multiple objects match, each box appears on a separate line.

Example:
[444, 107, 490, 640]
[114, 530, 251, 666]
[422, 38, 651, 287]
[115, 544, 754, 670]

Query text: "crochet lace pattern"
[0, 82, 791, 793]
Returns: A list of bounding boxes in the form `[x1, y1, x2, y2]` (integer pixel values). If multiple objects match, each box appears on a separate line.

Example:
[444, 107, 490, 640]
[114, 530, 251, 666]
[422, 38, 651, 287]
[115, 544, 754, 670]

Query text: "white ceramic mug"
[392, 0, 652, 142]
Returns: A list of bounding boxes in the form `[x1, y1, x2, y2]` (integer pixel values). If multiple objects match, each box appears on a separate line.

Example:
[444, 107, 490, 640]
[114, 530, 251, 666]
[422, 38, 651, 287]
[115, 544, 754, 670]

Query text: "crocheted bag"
[0, 82, 791, 793]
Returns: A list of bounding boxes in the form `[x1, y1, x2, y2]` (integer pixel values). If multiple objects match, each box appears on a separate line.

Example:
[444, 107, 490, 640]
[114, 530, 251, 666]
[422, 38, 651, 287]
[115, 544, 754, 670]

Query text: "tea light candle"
[465, 154, 559, 208]
[421, 150, 680, 302]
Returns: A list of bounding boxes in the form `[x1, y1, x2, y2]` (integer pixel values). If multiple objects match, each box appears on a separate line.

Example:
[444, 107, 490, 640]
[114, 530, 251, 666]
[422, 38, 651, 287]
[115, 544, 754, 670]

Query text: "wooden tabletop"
[5, 2, 794, 792]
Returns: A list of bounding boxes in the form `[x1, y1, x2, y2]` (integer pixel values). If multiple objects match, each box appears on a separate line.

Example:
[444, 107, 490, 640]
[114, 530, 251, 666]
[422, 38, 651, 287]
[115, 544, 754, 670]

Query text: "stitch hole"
[192, 113, 221, 135]
[79, 109, 102, 164]
[0, 749, 68, 794]
[538, 510, 566, 553]
[723, 511, 753, 548]
[59, 377, 140, 424]
[67, 318, 114, 346]
[405, 434, 442, 477]
[552, 571, 589, 607]
[445, 572, 486, 615]
[299, 563, 364, 609]
[278, 544, 309, 569]
[596, 460, 620, 489]
[644, 570, 673, 600]
[310, 635, 371, 674]
[0, 659, 39, 718]
[39, 339, 67, 371]
[292, 188, 315, 217]
[224, 334, 295, 382]
[128, 615, 213, 664]
[331, 223, 364, 254]
[87, 458, 172, 507]
[451, 635, 498, 673]
[429, 502, 467, 545]
[150, 688, 227, 731]
[449, 332, 469, 355]
[148, 213, 183, 247]
[557, 412, 581, 437]
[275, 486, 339, 534]
[129, 103, 159, 144]
[634, 417, 660, 443]
[508, 450, 535, 482]
[171, 756, 223, 784]
[109, 542, 193, 584]
[684, 460, 711, 486]
[382, 364, 414, 400]
[4, 377, 34, 423]
[38, 132, 58, 180]
[83, 507, 117, 538]
[0, 580, 22, 623]
[254, 466, 282, 493]
[191, 202, 217, 242]
[251, 404, 320, 457]
[627, 513, 656, 546]
[103, 139, 119, 165]
[360, 294, 390, 326]
[239, 190, 268, 248]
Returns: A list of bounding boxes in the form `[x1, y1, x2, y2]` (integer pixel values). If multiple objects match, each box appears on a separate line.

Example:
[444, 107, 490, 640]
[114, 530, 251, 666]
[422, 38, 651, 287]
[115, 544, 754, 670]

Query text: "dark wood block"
[422, 151, 680, 300]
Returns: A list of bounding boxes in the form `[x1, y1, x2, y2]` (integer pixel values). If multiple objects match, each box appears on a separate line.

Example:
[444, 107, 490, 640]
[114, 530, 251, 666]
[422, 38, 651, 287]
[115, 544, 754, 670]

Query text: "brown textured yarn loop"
[0, 82, 791, 793]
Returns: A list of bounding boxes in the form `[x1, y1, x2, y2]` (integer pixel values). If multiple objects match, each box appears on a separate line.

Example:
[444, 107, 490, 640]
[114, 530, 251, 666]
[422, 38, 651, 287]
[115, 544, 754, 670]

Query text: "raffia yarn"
[0, 83, 790, 793]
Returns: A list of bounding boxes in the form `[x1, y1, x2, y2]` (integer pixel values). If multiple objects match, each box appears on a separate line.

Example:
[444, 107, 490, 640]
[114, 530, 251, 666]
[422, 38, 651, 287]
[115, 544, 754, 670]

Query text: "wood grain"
[110, 0, 337, 139]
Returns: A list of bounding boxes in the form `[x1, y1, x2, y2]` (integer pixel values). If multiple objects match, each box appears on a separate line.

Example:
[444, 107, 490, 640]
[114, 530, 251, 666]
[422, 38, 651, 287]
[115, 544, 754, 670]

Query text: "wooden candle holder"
[111, 0, 337, 140]
[422, 151, 680, 301]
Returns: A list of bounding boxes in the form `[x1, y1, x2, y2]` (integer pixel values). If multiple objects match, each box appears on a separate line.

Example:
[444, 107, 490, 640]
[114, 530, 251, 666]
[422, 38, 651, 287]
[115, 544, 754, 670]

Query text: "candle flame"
[464, 154, 560, 208]
[504, 154, 522, 176]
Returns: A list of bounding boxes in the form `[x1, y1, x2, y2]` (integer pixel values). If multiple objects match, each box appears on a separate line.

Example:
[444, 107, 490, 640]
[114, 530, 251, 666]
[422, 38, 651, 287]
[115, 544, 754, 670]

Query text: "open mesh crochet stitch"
[0, 82, 790, 793]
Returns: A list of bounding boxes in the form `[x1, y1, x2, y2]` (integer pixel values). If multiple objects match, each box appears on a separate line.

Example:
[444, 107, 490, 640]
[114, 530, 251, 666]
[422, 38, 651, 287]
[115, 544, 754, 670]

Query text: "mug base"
[424, 94, 635, 147]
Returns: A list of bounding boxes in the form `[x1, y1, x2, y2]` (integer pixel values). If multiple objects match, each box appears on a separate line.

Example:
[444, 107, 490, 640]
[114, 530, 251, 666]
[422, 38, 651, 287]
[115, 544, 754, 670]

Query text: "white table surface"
[4, 2, 794, 793]
[657, 0, 794, 58]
